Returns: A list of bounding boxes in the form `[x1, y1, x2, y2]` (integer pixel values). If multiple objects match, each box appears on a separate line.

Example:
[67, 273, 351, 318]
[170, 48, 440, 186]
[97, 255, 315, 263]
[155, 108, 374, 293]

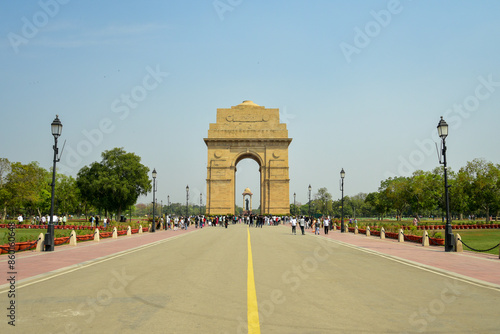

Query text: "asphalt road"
[1, 224, 499, 333]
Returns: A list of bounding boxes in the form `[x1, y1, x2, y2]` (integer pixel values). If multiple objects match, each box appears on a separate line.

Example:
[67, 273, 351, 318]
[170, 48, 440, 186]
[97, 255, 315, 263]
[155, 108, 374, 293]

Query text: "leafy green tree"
[77, 148, 151, 218]
[56, 174, 80, 216]
[459, 159, 500, 222]
[446, 167, 469, 220]
[0, 158, 12, 222]
[5, 161, 49, 217]
[314, 187, 332, 216]
[407, 170, 441, 221]
[379, 177, 410, 221]
[365, 192, 384, 219]
[290, 203, 301, 216]
[349, 193, 368, 218]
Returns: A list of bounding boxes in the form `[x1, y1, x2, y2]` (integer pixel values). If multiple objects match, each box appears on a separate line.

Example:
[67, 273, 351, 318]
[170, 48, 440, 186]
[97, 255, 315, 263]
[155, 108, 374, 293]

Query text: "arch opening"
[235, 157, 261, 215]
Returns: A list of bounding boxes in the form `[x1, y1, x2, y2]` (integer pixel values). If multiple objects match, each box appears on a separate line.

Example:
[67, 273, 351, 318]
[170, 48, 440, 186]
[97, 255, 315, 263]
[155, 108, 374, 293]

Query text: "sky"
[1, 0, 500, 208]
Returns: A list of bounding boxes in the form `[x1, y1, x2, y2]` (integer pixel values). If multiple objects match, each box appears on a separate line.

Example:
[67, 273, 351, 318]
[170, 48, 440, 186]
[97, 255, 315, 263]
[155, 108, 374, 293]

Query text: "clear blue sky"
[1, 0, 500, 207]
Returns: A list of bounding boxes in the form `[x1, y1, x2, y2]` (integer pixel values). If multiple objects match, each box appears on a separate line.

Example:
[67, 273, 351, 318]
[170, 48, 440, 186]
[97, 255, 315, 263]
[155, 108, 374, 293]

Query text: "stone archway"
[204, 101, 292, 215]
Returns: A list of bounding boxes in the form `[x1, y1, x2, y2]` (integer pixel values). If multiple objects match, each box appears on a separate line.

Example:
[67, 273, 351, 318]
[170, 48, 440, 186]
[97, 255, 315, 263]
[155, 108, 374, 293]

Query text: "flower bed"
[0, 227, 141, 254]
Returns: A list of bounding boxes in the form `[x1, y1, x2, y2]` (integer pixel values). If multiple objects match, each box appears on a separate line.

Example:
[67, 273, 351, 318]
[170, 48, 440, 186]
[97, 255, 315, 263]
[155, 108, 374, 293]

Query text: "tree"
[365, 192, 387, 219]
[5, 161, 49, 217]
[0, 158, 11, 222]
[349, 193, 368, 219]
[459, 159, 500, 222]
[379, 177, 411, 221]
[407, 170, 441, 221]
[314, 187, 332, 216]
[77, 148, 151, 218]
[56, 174, 80, 216]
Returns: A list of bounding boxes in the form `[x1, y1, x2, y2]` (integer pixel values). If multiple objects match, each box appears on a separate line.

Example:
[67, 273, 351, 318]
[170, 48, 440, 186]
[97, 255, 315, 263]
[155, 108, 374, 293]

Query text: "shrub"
[432, 231, 443, 239]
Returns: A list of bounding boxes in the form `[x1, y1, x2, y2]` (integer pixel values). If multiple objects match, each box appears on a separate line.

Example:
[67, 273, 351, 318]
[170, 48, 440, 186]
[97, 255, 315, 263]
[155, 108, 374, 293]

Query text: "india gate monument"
[204, 101, 292, 215]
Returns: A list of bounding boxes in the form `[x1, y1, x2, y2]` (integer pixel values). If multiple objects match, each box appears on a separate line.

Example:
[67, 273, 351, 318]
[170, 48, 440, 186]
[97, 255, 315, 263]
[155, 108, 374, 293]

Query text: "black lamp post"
[293, 192, 296, 216]
[437, 117, 454, 252]
[308, 185, 312, 218]
[340, 168, 345, 233]
[45, 115, 62, 251]
[151, 168, 157, 232]
[186, 185, 189, 217]
[200, 193, 202, 216]
[167, 195, 170, 216]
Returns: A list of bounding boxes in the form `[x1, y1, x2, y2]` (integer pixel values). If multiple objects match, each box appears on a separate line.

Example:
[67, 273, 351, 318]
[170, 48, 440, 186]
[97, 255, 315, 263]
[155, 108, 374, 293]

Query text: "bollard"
[398, 229, 404, 242]
[139, 225, 143, 234]
[69, 230, 77, 246]
[35, 233, 45, 252]
[354, 225, 358, 234]
[333, 223, 337, 231]
[366, 226, 370, 237]
[127, 226, 132, 236]
[112, 227, 118, 239]
[422, 230, 429, 247]
[454, 233, 463, 252]
[94, 228, 100, 242]
[380, 227, 385, 239]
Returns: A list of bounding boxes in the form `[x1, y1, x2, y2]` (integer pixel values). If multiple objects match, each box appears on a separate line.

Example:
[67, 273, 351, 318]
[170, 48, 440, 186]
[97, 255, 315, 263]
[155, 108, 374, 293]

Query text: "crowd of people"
[14, 213, 353, 238]
[155, 214, 291, 231]
[17, 213, 68, 226]
[289, 216, 355, 235]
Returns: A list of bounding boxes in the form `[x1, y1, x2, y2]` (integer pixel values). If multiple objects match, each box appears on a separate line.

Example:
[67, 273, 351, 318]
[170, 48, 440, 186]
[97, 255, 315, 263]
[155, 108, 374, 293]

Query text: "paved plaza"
[1, 224, 499, 333]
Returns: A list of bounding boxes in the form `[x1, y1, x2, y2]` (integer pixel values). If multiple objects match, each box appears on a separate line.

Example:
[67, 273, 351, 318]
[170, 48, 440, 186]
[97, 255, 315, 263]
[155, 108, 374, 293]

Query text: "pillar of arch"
[204, 101, 292, 215]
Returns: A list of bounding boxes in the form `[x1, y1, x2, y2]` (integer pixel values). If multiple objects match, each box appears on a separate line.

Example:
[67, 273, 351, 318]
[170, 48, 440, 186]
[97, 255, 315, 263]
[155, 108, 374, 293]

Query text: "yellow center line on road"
[247, 227, 261, 334]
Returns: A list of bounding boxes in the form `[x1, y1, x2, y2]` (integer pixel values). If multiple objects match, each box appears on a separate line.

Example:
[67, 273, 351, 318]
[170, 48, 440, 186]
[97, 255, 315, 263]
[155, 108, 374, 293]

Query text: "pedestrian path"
[309, 227, 500, 288]
[0, 228, 196, 287]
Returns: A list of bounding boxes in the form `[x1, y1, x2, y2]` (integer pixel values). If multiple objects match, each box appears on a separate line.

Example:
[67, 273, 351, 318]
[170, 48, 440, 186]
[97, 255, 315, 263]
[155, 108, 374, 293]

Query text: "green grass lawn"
[455, 229, 500, 256]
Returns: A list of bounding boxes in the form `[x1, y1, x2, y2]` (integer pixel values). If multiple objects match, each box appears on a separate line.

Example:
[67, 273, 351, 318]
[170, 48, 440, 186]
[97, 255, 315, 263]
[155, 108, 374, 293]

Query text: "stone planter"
[429, 237, 445, 246]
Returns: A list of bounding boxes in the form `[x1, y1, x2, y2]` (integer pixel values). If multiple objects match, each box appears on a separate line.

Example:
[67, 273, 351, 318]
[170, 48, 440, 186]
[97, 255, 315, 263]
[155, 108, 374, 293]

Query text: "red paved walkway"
[309, 227, 500, 287]
[0, 227, 197, 285]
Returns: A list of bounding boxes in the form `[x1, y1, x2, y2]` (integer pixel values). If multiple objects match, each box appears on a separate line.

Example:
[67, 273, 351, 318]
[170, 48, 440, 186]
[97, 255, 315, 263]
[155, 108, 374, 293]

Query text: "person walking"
[323, 217, 329, 235]
[299, 216, 305, 235]
[290, 217, 297, 235]
[315, 219, 320, 235]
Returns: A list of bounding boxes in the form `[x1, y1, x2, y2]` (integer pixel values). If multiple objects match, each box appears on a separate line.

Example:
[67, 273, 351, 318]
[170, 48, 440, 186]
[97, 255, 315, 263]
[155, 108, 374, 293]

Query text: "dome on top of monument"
[243, 187, 253, 195]
[238, 100, 260, 106]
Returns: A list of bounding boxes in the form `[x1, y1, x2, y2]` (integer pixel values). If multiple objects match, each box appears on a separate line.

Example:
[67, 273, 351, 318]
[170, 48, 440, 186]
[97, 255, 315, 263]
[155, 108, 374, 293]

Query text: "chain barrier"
[28, 237, 41, 250]
[458, 238, 500, 253]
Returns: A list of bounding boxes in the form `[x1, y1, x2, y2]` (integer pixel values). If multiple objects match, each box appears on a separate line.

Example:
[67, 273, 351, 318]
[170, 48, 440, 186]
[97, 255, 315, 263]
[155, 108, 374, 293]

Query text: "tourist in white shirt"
[323, 217, 329, 235]
[290, 217, 297, 235]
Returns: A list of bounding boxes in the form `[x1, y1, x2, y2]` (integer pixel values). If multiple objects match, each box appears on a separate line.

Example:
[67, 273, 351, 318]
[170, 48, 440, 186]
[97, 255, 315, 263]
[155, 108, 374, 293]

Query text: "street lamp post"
[186, 185, 189, 218]
[167, 195, 170, 216]
[340, 168, 345, 233]
[151, 169, 157, 232]
[308, 185, 312, 219]
[45, 115, 62, 251]
[293, 192, 296, 216]
[200, 193, 202, 216]
[437, 117, 454, 252]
